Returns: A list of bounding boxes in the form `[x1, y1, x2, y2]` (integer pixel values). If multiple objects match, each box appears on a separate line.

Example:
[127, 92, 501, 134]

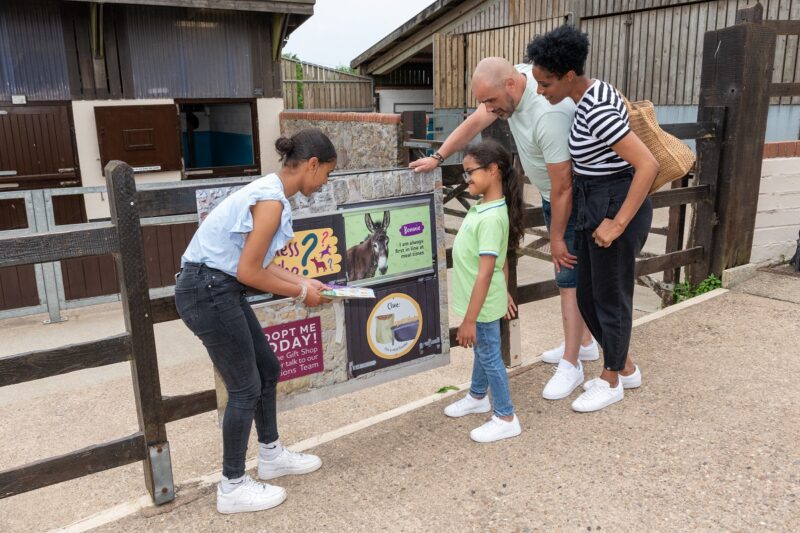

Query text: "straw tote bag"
[620, 95, 696, 194]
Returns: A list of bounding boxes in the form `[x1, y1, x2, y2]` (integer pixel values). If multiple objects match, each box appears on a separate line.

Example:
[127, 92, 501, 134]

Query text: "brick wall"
[753, 142, 800, 264]
[279, 112, 404, 170]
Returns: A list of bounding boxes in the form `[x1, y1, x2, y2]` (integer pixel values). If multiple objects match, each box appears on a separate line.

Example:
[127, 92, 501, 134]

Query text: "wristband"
[431, 151, 445, 164]
[294, 283, 308, 303]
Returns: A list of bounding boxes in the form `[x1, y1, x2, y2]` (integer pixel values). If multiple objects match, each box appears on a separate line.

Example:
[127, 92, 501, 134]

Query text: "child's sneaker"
[469, 414, 522, 443]
[444, 393, 491, 418]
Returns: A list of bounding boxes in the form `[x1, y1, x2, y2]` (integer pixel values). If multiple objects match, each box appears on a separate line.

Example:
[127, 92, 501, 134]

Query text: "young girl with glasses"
[444, 139, 525, 443]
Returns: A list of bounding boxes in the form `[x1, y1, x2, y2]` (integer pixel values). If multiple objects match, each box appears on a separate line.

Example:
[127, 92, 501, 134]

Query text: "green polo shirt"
[451, 197, 509, 323]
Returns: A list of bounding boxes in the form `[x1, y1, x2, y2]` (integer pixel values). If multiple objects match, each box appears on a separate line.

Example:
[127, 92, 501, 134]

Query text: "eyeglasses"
[462, 165, 486, 183]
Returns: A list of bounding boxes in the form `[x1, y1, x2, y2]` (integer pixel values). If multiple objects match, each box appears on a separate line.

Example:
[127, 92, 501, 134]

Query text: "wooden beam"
[0, 334, 132, 387]
[66, 0, 314, 15]
[649, 185, 710, 209]
[0, 226, 117, 268]
[0, 433, 146, 499]
[761, 20, 800, 36]
[150, 295, 180, 324]
[136, 179, 252, 218]
[660, 121, 719, 140]
[162, 389, 217, 423]
[769, 83, 800, 98]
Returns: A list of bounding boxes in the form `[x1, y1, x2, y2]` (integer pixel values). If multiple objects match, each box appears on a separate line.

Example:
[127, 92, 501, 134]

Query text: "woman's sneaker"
[571, 379, 624, 413]
[444, 393, 491, 418]
[258, 448, 322, 480]
[217, 476, 286, 514]
[540, 339, 600, 364]
[582, 365, 642, 391]
[542, 360, 584, 400]
[470, 414, 522, 443]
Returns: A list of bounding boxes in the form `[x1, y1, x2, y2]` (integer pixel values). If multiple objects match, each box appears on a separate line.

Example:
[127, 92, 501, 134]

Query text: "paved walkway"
[76, 271, 800, 531]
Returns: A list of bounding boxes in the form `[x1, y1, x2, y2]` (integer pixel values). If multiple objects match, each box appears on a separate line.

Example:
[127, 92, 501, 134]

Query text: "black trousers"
[573, 170, 653, 371]
[175, 262, 281, 479]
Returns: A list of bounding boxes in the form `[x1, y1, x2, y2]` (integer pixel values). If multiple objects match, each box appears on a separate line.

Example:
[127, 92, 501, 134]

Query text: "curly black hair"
[527, 24, 590, 77]
[463, 140, 524, 253]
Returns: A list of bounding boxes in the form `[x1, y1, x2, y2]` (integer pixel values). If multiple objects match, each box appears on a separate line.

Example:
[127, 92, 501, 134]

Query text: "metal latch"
[58, 167, 75, 174]
[0, 170, 17, 177]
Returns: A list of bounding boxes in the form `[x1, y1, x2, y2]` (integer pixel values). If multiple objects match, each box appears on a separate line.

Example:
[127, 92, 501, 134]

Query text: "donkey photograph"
[346, 211, 391, 281]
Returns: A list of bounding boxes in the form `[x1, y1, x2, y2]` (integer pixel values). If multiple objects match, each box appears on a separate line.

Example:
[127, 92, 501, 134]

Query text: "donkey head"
[365, 211, 390, 275]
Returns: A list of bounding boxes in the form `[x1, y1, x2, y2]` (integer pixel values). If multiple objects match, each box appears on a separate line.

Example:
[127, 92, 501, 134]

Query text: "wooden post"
[694, 11, 776, 277]
[688, 106, 726, 285]
[104, 161, 175, 505]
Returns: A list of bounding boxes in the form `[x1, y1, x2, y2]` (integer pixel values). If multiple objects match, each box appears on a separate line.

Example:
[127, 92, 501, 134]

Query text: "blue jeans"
[469, 320, 514, 417]
[174, 263, 281, 479]
[541, 197, 578, 289]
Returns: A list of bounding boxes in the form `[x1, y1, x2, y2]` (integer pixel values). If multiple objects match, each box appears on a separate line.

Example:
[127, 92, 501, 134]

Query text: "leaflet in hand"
[321, 284, 375, 300]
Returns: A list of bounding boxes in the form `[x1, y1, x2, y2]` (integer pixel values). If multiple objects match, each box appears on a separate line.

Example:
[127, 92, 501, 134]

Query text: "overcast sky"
[283, 0, 433, 68]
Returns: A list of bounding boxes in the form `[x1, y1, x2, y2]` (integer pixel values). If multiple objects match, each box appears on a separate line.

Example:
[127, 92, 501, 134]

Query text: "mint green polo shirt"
[508, 63, 575, 202]
[451, 197, 509, 323]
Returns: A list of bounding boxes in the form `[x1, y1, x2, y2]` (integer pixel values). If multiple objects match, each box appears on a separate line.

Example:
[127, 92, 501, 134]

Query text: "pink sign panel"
[263, 317, 324, 382]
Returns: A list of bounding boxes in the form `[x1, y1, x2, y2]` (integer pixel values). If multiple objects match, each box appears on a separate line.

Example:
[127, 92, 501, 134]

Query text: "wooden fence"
[0, 9, 782, 505]
[281, 58, 374, 112]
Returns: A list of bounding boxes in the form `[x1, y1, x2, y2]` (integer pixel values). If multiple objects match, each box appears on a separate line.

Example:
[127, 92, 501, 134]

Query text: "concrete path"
[42, 270, 800, 531]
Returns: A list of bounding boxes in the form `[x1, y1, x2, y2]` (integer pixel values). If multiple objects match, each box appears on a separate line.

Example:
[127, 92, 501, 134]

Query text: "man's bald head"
[472, 57, 517, 89]
[471, 57, 524, 120]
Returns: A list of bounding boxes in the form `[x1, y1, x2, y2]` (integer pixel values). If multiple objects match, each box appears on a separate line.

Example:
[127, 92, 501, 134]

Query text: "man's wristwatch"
[431, 151, 445, 165]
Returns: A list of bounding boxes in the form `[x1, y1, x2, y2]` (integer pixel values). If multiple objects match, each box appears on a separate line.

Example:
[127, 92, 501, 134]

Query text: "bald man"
[411, 57, 598, 401]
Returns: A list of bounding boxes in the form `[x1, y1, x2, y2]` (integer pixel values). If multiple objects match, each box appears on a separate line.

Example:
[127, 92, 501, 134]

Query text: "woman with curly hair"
[528, 25, 659, 412]
[444, 139, 525, 442]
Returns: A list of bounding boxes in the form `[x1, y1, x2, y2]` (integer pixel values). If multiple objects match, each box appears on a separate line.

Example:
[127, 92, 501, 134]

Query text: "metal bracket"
[148, 442, 175, 505]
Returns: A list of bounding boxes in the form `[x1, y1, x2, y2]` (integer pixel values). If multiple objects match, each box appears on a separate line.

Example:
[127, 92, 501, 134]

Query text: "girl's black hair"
[464, 139, 525, 252]
[275, 128, 337, 167]
[527, 24, 590, 77]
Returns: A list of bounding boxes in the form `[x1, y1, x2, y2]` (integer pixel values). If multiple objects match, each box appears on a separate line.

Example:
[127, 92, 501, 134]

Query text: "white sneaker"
[470, 414, 522, 443]
[444, 393, 491, 418]
[258, 448, 322, 480]
[216, 476, 286, 514]
[583, 365, 642, 391]
[542, 360, 584, 400]
[571, 378, 624, 413]
[540, 339, 600, 364]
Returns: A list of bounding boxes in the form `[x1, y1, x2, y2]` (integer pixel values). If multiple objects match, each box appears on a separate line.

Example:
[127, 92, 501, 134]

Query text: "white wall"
[753, 157, 800, 264]
[377, 89, 433, 114]
[72, 99, 182, 220]
[257, 98, 285, 174]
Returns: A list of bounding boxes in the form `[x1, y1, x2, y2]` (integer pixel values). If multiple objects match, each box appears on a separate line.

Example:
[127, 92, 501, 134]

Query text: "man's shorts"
[541, 197, 578, 289]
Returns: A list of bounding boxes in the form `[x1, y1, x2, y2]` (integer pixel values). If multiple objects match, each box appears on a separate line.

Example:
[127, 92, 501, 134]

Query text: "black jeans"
[573, 170, 653, 372]
[174, 262, 280, 479]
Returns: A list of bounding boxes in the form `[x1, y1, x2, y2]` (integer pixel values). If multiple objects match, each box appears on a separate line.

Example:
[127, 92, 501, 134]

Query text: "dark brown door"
[0, 104, 80, 311]
[95, 105, 182, 172]
[0, 104, 79, 187]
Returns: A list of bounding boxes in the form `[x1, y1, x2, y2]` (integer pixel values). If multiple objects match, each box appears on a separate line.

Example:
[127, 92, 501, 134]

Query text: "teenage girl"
[175, 129, 336, 513]
[444, 139, 525, 443]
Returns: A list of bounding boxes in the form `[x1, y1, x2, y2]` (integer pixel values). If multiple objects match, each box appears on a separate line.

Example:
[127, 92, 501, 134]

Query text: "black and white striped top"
[569, 80, 633, 177]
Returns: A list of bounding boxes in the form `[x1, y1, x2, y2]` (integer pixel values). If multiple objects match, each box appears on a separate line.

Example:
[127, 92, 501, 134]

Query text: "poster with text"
[263, 317, 324, 382]
[343, 196, 435, 286]
[346, 276, 441, 377]
[272, 214, 346, 288]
